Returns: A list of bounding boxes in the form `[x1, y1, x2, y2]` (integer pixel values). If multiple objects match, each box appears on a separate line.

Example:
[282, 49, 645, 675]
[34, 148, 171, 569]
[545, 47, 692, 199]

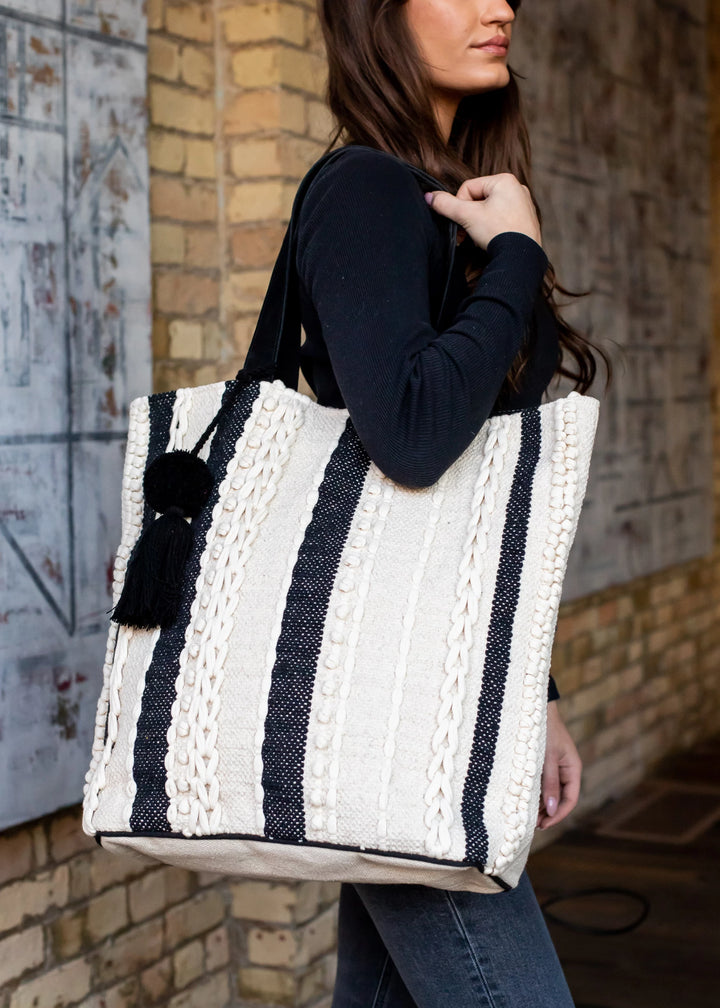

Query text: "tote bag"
[82, 145, 600, 893]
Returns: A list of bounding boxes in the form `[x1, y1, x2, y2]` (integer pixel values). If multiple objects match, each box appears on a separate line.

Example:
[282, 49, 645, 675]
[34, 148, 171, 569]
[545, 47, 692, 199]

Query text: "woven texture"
[83, 378, 599, 893]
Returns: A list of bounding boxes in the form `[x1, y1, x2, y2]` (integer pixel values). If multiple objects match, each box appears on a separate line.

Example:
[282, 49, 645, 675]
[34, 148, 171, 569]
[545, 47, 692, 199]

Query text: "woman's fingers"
[424, 171, 542, 251]
[536, 701, 582, 830]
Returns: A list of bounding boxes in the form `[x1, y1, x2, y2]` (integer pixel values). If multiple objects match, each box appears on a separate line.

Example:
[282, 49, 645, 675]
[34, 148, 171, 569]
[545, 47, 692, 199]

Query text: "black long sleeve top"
[295, 145, 561, 701]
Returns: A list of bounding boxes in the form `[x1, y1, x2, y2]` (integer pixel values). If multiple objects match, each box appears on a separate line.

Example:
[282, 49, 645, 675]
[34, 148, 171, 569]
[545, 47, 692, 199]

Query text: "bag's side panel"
[479, 404, 555, 875]
[459, 407, 544, 870]
[85, 391, 175, 833]
[421, 416, 521, 864]
[214, 395, 351, 838]
[128, 380, 260, 832]
[83, 396, 151, 833]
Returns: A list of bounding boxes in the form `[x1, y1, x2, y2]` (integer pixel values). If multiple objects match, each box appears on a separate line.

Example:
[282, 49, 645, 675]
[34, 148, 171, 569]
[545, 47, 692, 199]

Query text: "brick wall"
[0, 809, 339, 1007]
[2, 2, 719, 1006]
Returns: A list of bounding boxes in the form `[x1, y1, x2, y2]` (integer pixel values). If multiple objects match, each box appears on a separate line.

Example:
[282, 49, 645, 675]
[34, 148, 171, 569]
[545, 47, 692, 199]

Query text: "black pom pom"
[111, 450, 214, 630]
[111, 507, 193, 630]
[144, 450, 213, 518]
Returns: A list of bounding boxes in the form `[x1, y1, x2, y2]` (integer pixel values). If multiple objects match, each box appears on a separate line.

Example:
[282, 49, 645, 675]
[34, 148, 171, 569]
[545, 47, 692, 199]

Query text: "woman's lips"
[472, 44, 508, 55]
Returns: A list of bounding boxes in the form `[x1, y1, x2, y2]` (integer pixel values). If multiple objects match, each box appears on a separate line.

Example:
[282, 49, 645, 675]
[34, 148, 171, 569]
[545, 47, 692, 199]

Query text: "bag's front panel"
[206, 390, 350, 837]
[300, 460, 435, 852]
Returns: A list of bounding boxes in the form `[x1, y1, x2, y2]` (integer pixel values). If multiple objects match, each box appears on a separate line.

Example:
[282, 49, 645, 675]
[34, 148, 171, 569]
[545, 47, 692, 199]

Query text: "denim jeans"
[331, 869, 576, 1008]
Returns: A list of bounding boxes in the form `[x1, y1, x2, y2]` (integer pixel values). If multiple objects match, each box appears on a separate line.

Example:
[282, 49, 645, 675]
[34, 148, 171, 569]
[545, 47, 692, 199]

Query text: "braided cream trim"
[82, 398, 150, 835]
[253, 422, 341, 836]
[167, 381, 305, 837]
[423, 419, 510, 858]
[376, 477, 445, 844]
[491, 397, 579, 873]
[306, 468, 394, 842]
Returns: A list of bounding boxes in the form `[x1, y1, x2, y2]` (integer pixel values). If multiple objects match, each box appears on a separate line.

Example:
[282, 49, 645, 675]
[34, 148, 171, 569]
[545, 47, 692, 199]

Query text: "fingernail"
[424, 192, 434, 205]
[546, 796, 557, 815]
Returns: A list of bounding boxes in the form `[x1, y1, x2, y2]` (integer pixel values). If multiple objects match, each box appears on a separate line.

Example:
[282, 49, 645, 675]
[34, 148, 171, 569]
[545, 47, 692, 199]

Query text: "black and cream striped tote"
[82, 146, 600, 893]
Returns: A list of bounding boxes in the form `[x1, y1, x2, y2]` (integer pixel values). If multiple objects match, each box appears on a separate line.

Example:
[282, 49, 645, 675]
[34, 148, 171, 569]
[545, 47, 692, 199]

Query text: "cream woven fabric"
[83, 377, 599, 893]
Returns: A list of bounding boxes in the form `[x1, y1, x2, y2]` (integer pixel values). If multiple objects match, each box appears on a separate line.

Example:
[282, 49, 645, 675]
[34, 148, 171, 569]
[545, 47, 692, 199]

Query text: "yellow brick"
[86, 886, 128, 943]
[227, 269, 273, 312]
[50, 906, 85, 959]
[230, 880, 297, 923]
[220, 3, 305, 46]
[238, 965, 296, 1003]
[148, 129, 185, 173]
[223, 88, 305, 135]
[31, 824, 49, 868]
[227, 180, 284, 222]
[166, 3, 213, 43]
[185, 227, 219, 269]
[151, 177, 217, 222]
[204, 926, 230, 971]
[306, 98, 334, 143]
[280, 47, 326, 95]
[0, 829, 32, 886]
[296, 905, 337, 966]
[140, 956, 173, 1003]
[278, 134, 323, 177]
[0, 866, 69, 932]
[149, 34, 181, 81]
[232, 317, 256, 356]
[294, 881, 322, 924]
[150, 82, 214, 135]
[152, 222, 185, 264]
[49, 811, 92, 862]
[185, 138, 216, 179]
[232, 47, 277, 88]
[165, 890, 225, 947]
[0, 927, 44, 988]
[95, 919, 163, 985]
[168, 972, 229, 1008]
[181, 45, 214, 90]
[202, 322, 226, 360]
[247, 925, 297, 967]
[155, 272, 219, 316]
[89, 849, 147, 892]
[9, 958, 91, 1008]
[174, 939, 204, 989]
[169, 319, 204, 358]
[77, 977, 139, 1008]
[147, 0, 164, 32]
[230, 138, 280, 178]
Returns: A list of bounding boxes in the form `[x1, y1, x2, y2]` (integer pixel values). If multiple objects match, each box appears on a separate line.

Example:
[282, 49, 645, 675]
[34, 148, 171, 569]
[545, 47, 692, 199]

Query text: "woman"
[295, 1, 612, 1005]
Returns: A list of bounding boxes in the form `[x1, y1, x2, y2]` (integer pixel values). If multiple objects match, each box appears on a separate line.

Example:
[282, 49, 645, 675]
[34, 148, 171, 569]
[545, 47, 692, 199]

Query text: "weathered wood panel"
[514, 0, 714, 597]
[0, 1, 150, 829]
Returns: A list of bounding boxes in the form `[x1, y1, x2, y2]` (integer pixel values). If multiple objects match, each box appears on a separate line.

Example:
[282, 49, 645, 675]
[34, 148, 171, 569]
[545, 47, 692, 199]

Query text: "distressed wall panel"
[0, 1, 150, 829]
[514, 0, 714, 596]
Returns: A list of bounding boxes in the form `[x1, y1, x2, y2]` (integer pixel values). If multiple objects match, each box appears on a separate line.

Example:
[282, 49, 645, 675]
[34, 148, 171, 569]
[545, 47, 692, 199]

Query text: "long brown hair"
[315, 0, 613, 401]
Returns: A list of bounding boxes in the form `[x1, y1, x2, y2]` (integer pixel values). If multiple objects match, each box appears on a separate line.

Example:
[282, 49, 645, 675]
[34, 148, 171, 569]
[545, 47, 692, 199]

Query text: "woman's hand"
[425, 173, 542, 251]
[536, 700, 582, 830]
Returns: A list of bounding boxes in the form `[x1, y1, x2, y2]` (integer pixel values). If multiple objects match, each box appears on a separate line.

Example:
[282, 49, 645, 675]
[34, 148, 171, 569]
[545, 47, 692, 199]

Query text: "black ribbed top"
[295, 146, 560, 701]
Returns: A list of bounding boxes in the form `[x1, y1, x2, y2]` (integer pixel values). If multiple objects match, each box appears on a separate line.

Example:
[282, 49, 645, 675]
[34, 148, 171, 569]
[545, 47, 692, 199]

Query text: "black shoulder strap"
[241, 145, 458, 389]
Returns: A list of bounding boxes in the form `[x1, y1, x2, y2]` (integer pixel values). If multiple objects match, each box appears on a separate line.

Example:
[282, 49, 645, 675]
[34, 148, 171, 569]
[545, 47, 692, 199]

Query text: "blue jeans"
[331, 869, 576, 1007]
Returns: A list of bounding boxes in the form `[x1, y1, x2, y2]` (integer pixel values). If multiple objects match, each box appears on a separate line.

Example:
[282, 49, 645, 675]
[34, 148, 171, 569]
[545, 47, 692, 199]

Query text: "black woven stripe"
[130, 380, 260, 831]
[141, 391, 176, 530]
[461, 408, 542, 866]
[261, 421, 370, 842]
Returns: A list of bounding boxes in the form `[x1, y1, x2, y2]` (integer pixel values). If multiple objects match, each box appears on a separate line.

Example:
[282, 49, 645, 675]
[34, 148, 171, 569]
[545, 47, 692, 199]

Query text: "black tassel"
[111, 450, 214, 630]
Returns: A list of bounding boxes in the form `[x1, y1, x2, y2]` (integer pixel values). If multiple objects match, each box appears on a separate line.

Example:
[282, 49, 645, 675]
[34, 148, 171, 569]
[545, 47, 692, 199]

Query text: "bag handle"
[241, 144, 459, 389]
